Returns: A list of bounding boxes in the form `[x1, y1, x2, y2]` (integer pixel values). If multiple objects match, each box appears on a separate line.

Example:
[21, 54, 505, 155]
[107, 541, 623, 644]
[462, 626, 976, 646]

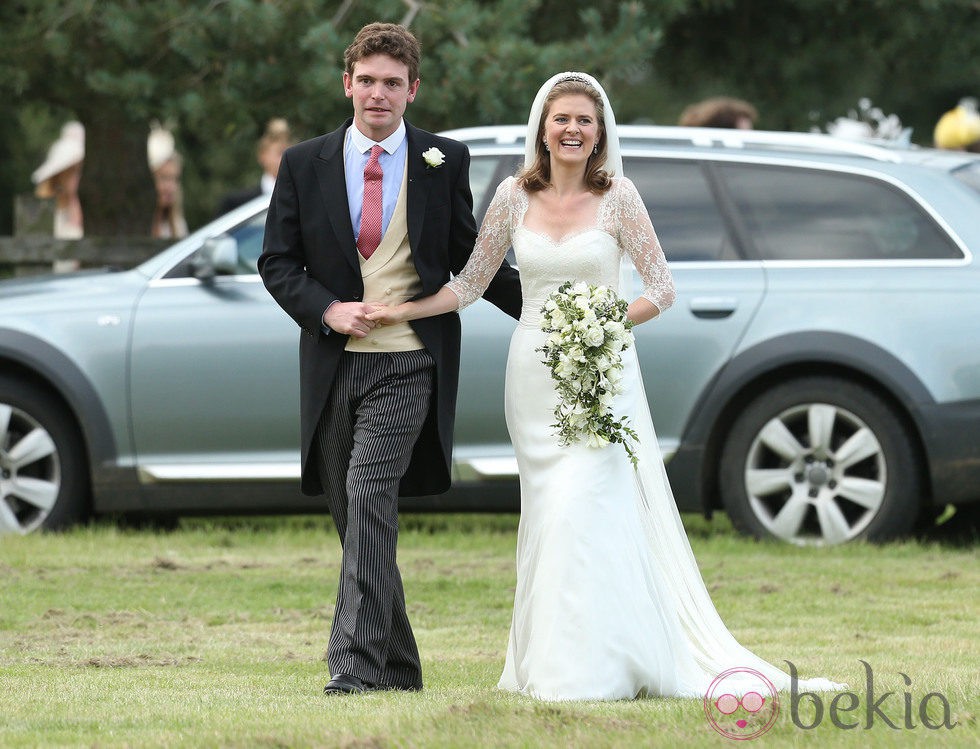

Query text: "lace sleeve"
[616, 177, 676, 314]
[446, 177, 516, 309]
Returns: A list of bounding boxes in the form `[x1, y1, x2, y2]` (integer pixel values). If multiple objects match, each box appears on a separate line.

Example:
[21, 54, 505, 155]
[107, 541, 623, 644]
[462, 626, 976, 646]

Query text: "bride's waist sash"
[518, 298, 548, 329]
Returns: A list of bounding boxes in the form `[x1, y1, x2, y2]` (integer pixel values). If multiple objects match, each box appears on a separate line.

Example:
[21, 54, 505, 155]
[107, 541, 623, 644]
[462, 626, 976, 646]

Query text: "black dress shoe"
[323, 674, 371, 695]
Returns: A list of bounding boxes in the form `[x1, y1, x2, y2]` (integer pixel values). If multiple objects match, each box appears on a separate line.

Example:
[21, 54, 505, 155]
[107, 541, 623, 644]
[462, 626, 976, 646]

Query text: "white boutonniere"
[422, 147, 445, 168]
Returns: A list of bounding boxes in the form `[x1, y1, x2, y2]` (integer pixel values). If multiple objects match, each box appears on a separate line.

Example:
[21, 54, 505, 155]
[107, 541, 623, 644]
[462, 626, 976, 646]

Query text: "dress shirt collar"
[348, 120, 406, 155]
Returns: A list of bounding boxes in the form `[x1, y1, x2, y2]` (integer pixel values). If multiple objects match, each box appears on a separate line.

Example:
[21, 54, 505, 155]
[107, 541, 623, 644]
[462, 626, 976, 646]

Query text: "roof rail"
[618, 126, 904, 163]
[439, 124, 905, 163]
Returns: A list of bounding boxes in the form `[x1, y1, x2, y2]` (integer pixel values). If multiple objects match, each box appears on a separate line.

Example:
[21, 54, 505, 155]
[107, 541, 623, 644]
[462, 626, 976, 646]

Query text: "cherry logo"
[704, 667, 780, 740]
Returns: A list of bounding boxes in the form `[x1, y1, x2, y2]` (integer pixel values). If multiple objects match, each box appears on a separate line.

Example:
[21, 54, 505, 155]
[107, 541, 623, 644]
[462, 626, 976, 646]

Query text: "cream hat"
[147, 123, 176, 172]
[31, 121, 85, 185]
[933, 99, 980, 150]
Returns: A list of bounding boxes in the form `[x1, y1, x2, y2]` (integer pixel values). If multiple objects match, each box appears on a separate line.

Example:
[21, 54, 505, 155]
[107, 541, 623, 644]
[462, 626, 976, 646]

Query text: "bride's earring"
[544, 140, 550, 152]
[593, 142, 599, 154]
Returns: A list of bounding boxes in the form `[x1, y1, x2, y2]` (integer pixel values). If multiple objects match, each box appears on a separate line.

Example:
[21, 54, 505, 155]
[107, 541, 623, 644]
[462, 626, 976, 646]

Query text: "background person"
[148, 124, 188, 239]
[217, 118, 295, 216]
[31, 121, 85, 241]
[933, 98, 980, 152]
[679, 96, 757, 129]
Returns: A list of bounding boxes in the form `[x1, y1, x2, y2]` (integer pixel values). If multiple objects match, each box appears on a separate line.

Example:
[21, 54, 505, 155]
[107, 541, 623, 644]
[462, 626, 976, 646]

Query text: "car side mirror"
[192, 235, 240, 281]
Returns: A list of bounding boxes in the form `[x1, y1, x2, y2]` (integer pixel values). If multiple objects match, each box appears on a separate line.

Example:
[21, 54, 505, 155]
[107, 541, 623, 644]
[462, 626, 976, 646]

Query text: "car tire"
[719, 377, 921, 545]
[0, 375, 89, 534]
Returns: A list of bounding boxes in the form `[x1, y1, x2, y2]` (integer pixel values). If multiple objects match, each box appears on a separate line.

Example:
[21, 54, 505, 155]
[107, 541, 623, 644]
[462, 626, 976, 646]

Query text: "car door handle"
[689, 297, 738, 319]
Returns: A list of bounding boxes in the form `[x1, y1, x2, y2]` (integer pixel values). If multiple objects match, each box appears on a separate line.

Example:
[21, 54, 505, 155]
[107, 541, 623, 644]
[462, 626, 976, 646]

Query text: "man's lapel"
[313, 120, 360, 273]
[405, 122, 431, 253]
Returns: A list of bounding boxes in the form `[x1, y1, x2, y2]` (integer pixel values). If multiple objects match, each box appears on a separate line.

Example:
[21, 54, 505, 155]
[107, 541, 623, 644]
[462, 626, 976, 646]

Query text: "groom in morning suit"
[258, 23, 522, 694]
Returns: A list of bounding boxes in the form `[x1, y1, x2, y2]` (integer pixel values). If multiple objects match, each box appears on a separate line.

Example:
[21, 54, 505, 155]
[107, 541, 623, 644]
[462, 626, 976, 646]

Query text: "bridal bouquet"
[538, 281, 639, 465]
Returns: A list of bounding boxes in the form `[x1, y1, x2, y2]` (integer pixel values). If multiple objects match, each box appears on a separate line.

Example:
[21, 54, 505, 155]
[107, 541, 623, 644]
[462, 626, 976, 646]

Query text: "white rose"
[555, 360, 577, 380]
[584, 325, 604, 348]
[604, 320, 625, 337]
[422, 147, 445, 168]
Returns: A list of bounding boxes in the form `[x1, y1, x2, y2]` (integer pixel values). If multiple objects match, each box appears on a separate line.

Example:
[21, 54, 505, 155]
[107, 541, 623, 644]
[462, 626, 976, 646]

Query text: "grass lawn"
[0, 512, 976, 748]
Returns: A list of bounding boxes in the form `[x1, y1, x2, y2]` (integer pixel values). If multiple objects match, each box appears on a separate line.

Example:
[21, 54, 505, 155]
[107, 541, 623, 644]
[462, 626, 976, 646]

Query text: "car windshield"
[952, 161, 980, 196]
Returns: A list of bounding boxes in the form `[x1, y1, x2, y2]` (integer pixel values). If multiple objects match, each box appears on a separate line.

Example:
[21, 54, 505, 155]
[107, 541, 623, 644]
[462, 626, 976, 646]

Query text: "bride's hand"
[366, 303, 408, 326]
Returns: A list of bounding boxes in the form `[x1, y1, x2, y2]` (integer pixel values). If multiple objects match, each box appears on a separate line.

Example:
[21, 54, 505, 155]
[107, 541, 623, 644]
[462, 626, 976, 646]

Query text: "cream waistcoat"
[345, 159, 424, 352]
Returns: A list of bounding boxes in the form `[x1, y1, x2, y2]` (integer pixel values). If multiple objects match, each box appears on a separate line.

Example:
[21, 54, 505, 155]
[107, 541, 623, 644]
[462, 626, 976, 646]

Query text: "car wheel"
[719, 377, 920, 545]
[0, 375, 89, 534]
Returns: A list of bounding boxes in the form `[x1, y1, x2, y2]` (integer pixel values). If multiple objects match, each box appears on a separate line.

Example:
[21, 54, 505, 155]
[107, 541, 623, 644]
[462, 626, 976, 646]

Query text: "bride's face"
[543, 94, 600, 168]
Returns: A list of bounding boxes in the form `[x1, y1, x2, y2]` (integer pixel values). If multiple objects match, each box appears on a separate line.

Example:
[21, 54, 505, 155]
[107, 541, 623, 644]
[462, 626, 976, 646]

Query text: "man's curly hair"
[344, 23, 421, 82]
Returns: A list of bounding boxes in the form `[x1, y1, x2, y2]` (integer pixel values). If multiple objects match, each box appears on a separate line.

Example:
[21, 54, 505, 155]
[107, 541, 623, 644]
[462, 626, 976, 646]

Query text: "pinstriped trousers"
[315, 349, 434, 689]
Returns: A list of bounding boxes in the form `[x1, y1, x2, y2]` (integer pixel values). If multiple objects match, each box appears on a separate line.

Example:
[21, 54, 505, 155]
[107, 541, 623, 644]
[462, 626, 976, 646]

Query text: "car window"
[165, 211, 267, 279]
[718, 164, 962, 261]
[624, 158, 737, 262]
[470, 155, 503, 219]
[470, 153, 523, 265]
[231, 211, 268, 273]
[471, 154, 522, 223]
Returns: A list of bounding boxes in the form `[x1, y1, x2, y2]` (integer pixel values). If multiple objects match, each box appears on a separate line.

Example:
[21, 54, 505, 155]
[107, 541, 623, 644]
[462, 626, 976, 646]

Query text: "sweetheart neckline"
[517, 224, 614, 246]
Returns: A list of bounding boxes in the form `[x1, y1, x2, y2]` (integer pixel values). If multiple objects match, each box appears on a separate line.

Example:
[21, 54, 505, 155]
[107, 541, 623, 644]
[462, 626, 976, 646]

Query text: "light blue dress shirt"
[345, 121, 408, 244]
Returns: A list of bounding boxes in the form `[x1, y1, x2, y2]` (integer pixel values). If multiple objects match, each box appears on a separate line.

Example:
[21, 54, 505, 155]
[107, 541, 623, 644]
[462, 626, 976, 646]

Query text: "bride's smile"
[544, 94, 600, 163]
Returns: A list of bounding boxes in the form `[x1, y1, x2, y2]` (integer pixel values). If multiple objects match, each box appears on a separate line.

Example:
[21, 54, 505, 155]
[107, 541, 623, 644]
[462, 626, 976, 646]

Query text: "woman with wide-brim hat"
[32, 121, 85, 240]
[147, 123, 189, 239]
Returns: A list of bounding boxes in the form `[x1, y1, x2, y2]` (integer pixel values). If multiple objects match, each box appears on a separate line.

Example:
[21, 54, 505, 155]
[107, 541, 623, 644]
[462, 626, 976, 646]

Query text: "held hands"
[365, 303, 409, 327]
[323, 302, 387, 338]
[359, 287, 458, 328]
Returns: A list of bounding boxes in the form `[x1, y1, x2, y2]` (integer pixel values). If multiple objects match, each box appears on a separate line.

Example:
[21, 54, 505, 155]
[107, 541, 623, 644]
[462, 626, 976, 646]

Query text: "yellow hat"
[933, 104, 980, 150]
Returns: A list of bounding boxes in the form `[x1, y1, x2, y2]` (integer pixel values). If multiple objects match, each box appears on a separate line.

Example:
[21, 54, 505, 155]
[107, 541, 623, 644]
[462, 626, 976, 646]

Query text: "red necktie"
[357, 144, 384, 259]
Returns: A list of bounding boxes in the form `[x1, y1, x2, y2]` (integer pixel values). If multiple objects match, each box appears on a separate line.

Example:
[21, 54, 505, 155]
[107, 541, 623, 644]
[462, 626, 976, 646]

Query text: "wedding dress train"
[448, 176, 844, 701]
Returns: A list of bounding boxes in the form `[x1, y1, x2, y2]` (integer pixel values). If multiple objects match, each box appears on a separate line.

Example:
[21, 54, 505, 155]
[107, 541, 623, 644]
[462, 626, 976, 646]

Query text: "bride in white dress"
[368, 72, 843, 702]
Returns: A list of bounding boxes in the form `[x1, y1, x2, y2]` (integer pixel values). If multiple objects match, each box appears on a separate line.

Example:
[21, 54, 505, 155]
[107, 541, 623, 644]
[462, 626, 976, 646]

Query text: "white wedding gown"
[448, 177, 843, 701]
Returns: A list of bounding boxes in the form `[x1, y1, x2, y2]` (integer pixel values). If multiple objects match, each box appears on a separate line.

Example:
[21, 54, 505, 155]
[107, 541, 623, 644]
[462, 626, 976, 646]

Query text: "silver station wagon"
[2, 126, 979, 544]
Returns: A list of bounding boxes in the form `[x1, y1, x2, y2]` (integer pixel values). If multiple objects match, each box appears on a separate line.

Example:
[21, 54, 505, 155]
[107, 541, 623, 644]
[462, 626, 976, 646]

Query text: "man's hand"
[323, 302, 384, 338]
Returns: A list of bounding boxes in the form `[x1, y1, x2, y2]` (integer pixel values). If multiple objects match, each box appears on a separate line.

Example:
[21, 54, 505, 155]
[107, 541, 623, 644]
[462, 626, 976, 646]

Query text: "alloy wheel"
[742, 402, 885, 545]
[0, 403, 61, 535]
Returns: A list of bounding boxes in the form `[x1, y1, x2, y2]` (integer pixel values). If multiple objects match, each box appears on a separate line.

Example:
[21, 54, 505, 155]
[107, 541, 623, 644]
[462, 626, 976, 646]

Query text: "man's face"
[258, 142, 286, 179]
[344, 54, 419, 142]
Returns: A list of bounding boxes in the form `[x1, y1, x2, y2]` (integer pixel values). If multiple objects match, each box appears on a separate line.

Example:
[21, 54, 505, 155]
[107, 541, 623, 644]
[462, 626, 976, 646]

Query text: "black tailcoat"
[259, 119, 522, 496]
